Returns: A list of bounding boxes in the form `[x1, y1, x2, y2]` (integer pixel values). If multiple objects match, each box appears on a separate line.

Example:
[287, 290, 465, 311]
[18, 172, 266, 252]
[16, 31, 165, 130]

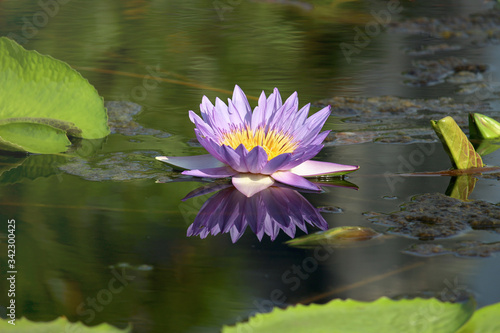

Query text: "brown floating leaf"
[286, 226, 381, 248]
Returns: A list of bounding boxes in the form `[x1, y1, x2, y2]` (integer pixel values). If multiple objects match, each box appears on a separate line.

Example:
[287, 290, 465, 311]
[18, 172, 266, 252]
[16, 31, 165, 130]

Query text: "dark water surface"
[1, 0, 500, 332]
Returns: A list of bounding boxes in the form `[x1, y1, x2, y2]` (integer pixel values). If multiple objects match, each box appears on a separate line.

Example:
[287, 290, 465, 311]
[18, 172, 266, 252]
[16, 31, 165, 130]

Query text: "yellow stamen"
[219, 126, 298, 160]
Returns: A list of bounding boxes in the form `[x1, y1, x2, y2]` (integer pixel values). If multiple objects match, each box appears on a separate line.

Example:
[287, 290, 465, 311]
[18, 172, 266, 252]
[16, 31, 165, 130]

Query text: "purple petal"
[285, 144, 324, 168]
[271, 171, 321, 191]
[232, 174, 275, 197]
[308, 130, 330, 146]
[220, 145, 247, 173]
[235, 144, 250, 173]
[230, 226, 246, 243]
[293, 103, 310, 131]
[292, 105, 331, 143]
[251, 91, 268, 130]
[156, 154, 224, 170]
[290, 160, 359, 177]
[244, 146, 268, 174]
[231, 85, 252, 123]
[305, 105, 332, 129]
[272, 87, 283, 110]
[208, 99, 231, 133]
[261, 153, 292, 175]
[227, 99, 246, 127]
[200, 96, 215, 123]
[195, 134, 226, 163]
[189, 111, 215, 137]
[267, 91, 298, 132]
[263, 89, 279, 124]
[182, 166, 237, 178]
[213, 97, 231, 132]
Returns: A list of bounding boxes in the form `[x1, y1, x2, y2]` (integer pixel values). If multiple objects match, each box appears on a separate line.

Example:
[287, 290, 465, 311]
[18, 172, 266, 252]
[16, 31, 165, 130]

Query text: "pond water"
[1, 0, 500, 332]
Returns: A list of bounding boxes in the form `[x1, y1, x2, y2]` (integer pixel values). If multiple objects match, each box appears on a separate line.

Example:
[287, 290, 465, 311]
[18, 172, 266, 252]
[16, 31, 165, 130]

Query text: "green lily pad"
[431, 116, 483, 169]
[469, 113, 500, 140]
[457, 302, 500, 332]
[0, 316, 131, 333]
[222, 297, 475, 333]
[0, 123, 71, 154]
[0, 37, 109, 153]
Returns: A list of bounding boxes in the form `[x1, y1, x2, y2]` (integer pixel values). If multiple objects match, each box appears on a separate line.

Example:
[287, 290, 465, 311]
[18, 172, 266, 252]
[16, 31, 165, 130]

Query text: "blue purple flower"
[157, 85, 359, 197]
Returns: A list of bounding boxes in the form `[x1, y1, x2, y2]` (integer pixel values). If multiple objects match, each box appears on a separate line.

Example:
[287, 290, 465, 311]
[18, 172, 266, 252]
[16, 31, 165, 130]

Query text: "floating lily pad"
[0, 37, 109, 153]
[402, 57, 465, 87]
[368, 193, 500, 240]
[405, 241, 500, 258]
[0, 123, 70, 154]
[404, 43, 462, 56]
[431, 116, 483, 169]
[106, 101, 170, 137]
[389, 8, 500, 45]
[0, 316, 131, 332]
[59, 151, 170, 182]
[457, 302, 500, 333]
[222, 297, 475, 333]
[314, 95, 491, 145]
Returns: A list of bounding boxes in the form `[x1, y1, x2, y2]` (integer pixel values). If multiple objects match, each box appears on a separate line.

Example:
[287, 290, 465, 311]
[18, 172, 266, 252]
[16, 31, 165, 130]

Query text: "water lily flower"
[185, 184, 328, 242]
[156, 85, 359, 197]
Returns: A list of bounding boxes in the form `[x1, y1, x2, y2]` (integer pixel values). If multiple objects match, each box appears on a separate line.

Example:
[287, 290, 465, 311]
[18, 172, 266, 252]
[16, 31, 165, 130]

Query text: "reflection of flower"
[186, 185, 328, 242]
[157, 85, 358, 197]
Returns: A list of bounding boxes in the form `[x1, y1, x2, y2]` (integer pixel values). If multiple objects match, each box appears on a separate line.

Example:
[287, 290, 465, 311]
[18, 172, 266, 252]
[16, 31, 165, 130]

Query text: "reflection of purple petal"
[186, 185, 328, 242]
[182, 182, 232, 201]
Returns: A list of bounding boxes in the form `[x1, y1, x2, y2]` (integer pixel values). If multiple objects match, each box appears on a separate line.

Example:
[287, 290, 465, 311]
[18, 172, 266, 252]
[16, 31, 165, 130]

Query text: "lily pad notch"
[0, 37, 109, 154]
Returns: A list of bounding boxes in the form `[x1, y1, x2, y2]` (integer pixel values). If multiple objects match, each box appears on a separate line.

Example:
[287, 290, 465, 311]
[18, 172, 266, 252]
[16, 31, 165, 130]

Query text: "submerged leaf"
[222, 297, 475, 333]
[286, 226, 380, 248]
[469, 113, 500, 139]
[431, 116, 483, 169]
[0, 37, 109, 153]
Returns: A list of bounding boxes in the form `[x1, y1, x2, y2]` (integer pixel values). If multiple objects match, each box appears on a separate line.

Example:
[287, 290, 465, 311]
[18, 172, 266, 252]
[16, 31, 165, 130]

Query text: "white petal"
[290, 160, 359, 177]
[232, 174, 275, 198]
[156, 154, 224, 170]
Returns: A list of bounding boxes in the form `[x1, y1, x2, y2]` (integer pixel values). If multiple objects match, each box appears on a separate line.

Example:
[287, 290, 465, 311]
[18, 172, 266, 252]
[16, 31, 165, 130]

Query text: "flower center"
[219, 126, 298, 160]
